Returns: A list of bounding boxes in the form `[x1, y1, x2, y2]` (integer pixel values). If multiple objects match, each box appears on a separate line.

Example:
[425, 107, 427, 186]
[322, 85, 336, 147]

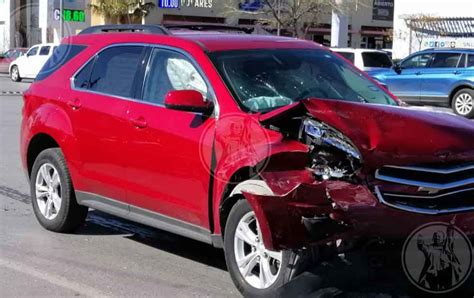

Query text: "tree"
[224, 0, 358, 38]
[89, 0, 155, 24]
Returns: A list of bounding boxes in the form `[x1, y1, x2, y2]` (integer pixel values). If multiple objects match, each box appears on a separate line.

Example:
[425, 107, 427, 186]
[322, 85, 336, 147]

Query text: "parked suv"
[21, 25, 474, 296]
[331, 48, 393, 72]
[372, 48, 474, 118]
[9, 43, 57, 81]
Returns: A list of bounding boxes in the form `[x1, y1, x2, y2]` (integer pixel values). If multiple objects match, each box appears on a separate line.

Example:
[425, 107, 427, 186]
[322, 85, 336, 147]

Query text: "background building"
[0, 0, 90, 51]
[144, 0, 393, 48]
[392, 0, 474, 59]
[1, 0, 393, 51]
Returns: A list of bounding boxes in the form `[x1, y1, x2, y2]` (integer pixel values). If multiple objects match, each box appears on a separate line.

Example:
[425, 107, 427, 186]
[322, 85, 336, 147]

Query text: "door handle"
[130, 117, 148, 129]
[67, 98, 82, 110]
[453, 70, 461, 75]
[415, 71, 422, 75]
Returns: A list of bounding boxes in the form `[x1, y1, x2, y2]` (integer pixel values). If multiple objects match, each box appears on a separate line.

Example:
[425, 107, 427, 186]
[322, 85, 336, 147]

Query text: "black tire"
[10, 65, 21, 82]
[30, 148, 88, 232]
[451, 88, 474, 118]
[224, 199, 306, 297]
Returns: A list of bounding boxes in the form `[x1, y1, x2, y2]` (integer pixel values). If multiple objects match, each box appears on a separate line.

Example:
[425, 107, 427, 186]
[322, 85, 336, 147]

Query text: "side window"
[467, 55, 474, 68]
[430, 53, 462, 68]
[39, 46, 51, 56]
[89, 46, 145, 98]
[401, 54, 432, 69]
[36, 44, 87, 81]
[142, 49, 209, 105]
[74, 59, 95, 89]
[27, 46, 39, 57]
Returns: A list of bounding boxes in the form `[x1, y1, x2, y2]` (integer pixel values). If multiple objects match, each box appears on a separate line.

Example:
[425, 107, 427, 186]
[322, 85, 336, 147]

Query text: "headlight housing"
[300, 118, 362, 180]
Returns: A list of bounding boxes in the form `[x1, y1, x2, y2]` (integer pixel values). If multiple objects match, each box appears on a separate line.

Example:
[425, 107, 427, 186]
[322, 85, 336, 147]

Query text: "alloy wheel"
[35, 163, 62, 220]
[11, 67, 18, 81]
[234, 211, 282, 289]
[454, 93, 473, 116]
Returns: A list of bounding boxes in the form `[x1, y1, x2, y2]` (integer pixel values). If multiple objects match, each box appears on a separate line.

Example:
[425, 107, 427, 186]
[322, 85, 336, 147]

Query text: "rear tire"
[10, 65, 21, 82]
[224, 199, 306, 297]
[451, 88, 474, 118]
[30, 148, 88, 232]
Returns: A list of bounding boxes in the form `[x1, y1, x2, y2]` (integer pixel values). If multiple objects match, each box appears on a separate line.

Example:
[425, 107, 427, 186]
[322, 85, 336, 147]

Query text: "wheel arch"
[26, 133, 60, 177]
[217, 150, 308, 237]
[449, 84, 473, 106]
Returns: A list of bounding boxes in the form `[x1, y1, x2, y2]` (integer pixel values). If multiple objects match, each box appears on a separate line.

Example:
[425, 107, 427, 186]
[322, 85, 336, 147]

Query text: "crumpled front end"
[242, 169, 474, 251]
[243, 98, 474, 251]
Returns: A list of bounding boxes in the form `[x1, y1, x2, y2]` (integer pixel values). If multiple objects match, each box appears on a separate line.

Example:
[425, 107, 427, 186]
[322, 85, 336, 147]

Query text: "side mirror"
[164, 90, 213, 115]
[0, 54, 5, 59]
[393, 63, 402, 74]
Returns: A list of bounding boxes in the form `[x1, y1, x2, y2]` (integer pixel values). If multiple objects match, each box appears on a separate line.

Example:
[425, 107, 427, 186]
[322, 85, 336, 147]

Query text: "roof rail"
[79, 25, 170, 35]
[164, 24, 253, 34]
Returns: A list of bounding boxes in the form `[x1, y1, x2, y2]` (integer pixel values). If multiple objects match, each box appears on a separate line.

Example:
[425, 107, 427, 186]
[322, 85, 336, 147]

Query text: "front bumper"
[242, 171, 474, 251]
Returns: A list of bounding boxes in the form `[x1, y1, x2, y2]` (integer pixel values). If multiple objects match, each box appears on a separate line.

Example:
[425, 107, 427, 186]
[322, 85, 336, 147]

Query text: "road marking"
[0, 91, 23, 96]
[0, 258, 109, 297]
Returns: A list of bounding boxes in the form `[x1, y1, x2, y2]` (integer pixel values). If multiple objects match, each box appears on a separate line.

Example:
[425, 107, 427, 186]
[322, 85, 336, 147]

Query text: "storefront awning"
[404, 17, 474, 38]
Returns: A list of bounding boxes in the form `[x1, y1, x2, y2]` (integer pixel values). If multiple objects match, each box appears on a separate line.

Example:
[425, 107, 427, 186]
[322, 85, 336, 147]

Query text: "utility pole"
[59, 0, 63, 39]
[277, 0, 281, 36]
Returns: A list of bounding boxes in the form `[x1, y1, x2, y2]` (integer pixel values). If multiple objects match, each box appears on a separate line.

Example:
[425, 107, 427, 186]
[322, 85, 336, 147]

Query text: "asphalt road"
[0, 74, 473, 297]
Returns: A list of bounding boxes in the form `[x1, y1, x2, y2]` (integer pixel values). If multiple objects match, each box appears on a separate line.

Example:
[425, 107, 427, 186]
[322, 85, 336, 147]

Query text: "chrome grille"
[375, 163, 474, 215]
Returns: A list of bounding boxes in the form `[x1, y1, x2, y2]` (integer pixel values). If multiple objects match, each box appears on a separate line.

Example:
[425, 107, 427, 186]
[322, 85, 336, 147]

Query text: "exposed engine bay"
[299, 118, 362, 182]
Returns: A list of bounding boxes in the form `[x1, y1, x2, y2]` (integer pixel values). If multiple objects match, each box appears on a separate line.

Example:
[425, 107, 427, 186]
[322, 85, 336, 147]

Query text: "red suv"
[21, 25, 474, 295]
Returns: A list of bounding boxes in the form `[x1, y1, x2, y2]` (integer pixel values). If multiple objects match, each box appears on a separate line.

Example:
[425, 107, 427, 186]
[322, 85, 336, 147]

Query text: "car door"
[66, 45, 147, 204]
[419, 52, 464, 106]
[21, 46, 39, 77]
[126, 47, 216, 228]
[382, 53, 433, 103]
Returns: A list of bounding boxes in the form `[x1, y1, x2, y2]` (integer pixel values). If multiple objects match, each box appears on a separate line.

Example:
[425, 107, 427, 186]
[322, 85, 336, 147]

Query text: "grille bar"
[375, 163, 474, 214]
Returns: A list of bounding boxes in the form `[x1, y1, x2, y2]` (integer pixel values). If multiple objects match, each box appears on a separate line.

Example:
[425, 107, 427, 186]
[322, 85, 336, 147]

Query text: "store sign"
[53, 8, 86, 22]
[372, 0, 394, 21]
[423, 38, 474, 49]
[159, 0, 179, 8]
[159, 0, 213, 9]
[239, 0, 264, 12]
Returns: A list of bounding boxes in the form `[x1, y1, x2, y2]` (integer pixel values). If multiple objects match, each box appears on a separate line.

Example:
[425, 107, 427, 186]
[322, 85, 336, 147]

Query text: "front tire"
[10, 65, 21, 82]
[224, 199, 304, 296]
[30, 148, 88, 232]
[452, 88, 474, 118]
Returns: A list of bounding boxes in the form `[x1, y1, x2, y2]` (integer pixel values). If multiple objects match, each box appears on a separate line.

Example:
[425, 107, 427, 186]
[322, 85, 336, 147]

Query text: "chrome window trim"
[375, 186, 474, 215]
[69, 42, 219, 117]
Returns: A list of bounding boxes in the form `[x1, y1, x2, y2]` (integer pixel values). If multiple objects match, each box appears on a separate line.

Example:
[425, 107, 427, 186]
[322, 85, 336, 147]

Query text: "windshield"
[210, 49, 397, 112]
[362, 52, 393, 68]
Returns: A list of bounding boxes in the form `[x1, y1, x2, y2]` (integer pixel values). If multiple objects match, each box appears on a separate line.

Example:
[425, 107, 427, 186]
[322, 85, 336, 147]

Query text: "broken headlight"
[300, 118, 362, 181]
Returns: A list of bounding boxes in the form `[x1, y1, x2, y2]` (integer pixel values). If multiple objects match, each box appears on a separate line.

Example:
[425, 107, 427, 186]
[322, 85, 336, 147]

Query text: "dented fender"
[240, 169, 377, 250]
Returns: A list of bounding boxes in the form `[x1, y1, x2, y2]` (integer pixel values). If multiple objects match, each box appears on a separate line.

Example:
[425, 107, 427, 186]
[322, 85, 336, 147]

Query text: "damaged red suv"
[21, 25, 474, 296]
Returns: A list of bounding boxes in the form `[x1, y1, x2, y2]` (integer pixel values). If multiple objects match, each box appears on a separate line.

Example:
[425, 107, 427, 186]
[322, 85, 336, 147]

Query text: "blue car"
[371, 48, 474, 118]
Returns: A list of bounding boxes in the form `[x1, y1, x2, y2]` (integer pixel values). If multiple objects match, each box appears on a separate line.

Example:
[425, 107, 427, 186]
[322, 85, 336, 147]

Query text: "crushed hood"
[260, 98, 474, 170]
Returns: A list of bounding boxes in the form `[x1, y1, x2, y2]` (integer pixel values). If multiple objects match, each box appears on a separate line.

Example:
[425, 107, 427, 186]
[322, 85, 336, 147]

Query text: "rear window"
[362, 52, 392, 68]
[39, 46, 51, 56]
[467, 54, 474, 67]
[335, 51, 355, 63]
[36, 44, 86, 81]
